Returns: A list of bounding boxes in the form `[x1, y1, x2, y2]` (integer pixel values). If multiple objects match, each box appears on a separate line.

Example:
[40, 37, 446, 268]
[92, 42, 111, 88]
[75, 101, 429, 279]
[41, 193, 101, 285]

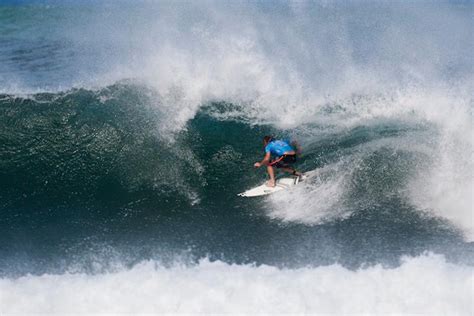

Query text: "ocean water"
[0, 1, 473, 314]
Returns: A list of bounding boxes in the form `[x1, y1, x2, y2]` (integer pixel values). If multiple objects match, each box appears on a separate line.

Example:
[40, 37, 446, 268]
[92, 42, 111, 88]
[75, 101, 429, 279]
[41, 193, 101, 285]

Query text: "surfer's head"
[263, 135, 273, 146]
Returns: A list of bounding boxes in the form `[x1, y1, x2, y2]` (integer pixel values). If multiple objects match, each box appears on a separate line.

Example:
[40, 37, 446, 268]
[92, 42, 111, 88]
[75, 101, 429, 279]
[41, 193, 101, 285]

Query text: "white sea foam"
[0, 253, 471, 314]
[12, 2, 464, 133]
[267, 162, 352, 224]
[406, 91, 474, 241]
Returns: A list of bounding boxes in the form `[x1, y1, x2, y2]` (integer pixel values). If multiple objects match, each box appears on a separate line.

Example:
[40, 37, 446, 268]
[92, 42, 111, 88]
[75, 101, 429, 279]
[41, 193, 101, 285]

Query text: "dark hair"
[263, 135, 273, 143]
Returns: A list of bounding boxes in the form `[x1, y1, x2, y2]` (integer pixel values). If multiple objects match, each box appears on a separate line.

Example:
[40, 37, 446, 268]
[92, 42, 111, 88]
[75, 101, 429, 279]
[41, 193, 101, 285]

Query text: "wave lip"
[0, 253, 472, 314]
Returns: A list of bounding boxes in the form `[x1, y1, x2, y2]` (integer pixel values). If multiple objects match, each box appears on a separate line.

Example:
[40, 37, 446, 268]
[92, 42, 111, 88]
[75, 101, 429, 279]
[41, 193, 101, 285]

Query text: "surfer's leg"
[281, 167, 302, 177]
[266, 165, 276, 187]
[277, 155, 301, 177]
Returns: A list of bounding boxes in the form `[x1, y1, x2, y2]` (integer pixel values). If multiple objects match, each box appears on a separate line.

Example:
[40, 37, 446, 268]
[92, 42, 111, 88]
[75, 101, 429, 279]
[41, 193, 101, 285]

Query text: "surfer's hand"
[254, 162, 261, 168]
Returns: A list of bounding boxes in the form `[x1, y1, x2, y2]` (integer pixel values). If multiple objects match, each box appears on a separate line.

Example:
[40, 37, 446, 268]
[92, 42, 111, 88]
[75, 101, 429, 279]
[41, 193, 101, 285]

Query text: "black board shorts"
[272, 154, 297, 169]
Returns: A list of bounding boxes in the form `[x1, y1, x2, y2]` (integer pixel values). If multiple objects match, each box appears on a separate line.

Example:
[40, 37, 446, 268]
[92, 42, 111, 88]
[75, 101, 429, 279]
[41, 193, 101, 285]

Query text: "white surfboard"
[237, 170, 317, 197]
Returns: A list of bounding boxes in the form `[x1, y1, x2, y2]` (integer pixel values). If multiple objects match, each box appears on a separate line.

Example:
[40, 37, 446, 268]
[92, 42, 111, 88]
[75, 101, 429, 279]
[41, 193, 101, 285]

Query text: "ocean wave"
[0, 83, 472, 277]
[0, 253, 471, 314]
[0, 1, 472, 284]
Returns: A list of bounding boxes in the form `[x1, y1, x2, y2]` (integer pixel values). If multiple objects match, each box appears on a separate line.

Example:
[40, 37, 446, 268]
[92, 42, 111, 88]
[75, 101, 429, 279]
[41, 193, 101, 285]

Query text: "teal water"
[0, 84, 471, 277]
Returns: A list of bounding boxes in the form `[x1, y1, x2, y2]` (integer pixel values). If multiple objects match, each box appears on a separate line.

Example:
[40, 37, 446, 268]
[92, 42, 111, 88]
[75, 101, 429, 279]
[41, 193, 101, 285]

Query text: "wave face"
[0, 1, 472, 314]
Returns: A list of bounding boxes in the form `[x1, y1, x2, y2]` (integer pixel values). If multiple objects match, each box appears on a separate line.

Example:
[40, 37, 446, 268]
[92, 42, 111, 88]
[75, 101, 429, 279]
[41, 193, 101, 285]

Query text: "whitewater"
[1, 255, 472, 314]
[0, 1, 472, 314]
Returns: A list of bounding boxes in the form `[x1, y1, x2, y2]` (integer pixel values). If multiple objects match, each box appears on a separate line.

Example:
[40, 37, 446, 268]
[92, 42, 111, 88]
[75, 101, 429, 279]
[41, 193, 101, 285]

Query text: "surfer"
[254, 136, 302, 187]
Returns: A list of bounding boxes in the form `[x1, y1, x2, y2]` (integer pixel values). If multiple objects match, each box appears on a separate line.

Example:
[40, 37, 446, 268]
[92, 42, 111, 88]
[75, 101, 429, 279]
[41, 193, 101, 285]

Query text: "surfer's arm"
[254, 152, 271, 168]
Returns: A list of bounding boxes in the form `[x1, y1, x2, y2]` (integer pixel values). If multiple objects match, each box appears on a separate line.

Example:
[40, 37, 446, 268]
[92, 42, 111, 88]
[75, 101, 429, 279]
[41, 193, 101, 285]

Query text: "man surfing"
[254, 135, 302, 187]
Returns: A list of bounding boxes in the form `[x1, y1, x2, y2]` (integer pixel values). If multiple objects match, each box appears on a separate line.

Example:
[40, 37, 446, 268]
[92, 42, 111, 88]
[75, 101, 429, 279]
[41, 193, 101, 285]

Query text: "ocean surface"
[0, 1, 473, 314]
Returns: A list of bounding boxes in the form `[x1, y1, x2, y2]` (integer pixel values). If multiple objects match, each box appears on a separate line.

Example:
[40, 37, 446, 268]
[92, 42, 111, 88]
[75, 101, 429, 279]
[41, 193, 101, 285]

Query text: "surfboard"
[237, 176, 300, 197]
[237, 170, 317, 197]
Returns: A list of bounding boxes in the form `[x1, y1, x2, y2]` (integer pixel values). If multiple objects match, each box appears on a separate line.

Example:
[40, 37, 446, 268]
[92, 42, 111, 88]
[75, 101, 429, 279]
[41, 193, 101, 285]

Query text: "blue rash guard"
[265, 139, 294, 157]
